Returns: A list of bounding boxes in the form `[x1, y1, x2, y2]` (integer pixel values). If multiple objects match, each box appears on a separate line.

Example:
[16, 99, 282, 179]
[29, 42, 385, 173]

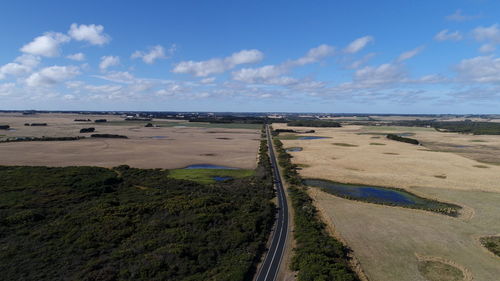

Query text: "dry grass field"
[0, 113, 260, 169]
[273, 123, 500, 281]
[274, 124, 500, 193]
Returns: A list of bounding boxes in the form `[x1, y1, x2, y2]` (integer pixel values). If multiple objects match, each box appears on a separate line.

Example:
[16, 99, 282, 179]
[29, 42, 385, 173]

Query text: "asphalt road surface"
[255, 125, 289, 281]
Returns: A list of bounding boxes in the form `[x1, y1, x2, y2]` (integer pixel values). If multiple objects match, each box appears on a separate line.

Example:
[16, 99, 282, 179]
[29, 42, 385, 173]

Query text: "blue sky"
[1, 0, 500, 113]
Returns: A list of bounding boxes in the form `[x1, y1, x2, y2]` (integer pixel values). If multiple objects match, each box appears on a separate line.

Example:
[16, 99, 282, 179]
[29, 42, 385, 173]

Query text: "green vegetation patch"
[332, 142, 359, 147]
[470, 139, 487, 142]
[369, 142, 386, 145]
[480, 236, 500, 257]
[473, 165, 489, 168]
[417, 260, 465, 281]
[0, 159, 274, 280]
[168, 168, 254, 184]
[387, 134, 420, 145]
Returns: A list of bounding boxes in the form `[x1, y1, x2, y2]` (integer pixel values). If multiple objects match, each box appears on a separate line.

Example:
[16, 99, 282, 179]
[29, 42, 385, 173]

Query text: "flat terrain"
[0, 113, 260, 169]
[273, 124, 500, 193]
[274, 123, 500, 281]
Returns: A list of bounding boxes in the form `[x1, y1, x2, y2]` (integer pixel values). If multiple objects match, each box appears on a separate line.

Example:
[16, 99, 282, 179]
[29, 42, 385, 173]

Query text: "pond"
[297, 136, 329, 140]
[213, 176, 233, 182]
[151, 136, 167, 139]
[183, 164, 240, 170]
[286, 147, 303, 152]
[303, 179, 460, 216]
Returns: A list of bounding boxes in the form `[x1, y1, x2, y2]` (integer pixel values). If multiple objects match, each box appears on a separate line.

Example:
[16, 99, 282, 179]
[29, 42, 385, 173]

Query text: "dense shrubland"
[0, 136, 275, 281]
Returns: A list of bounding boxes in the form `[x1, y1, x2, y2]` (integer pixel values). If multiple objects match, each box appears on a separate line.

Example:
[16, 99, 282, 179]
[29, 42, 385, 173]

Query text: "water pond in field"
[303, 179, 461, 216]
[151, 136, 167, 139]
[184, 164, 239, 170]
[286, 147, 303, 152]
[213, 176, 233, 182]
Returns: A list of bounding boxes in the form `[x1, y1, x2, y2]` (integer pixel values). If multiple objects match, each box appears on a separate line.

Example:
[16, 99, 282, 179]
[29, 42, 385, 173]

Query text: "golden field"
[274, 123, 500, 281]
[0, 113, 260, 169]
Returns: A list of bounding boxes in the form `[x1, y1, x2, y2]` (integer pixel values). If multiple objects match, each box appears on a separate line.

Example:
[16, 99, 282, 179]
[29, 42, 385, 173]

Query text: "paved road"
[255, 125, 289, 281]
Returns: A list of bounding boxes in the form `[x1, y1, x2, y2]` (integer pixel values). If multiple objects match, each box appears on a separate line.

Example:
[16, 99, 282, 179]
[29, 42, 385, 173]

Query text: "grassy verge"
[272, 133, 359, 281]
[169, 169, 255, 184]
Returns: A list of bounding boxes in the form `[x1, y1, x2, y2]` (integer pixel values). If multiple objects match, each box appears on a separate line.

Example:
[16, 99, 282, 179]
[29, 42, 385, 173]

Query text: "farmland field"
[0, 113, 260, 169]
[274, 123, 500, 281]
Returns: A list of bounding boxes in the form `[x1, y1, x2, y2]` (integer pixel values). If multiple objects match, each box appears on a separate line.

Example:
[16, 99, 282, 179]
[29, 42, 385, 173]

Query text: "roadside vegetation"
[272, 134, 359, 281]
[0, 135, 275, 281]
[91, 133, 128, 139]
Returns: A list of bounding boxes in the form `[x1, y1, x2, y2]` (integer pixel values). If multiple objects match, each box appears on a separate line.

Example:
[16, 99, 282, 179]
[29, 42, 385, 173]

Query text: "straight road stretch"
[255, 125, 290, 281]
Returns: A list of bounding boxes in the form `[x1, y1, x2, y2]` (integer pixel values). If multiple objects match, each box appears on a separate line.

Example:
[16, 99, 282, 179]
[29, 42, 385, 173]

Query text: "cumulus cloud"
[456, 55, 500, 83]
[172, 49, 263, 77]
[344, 36, 374, 54]
[232, 44, 334, 83]
[131, 45, 175, 64]
[434, 29, 463, 41]
[0, 83, 16, 96]
[0, 55, 40, 80]
[397, 46, 424, 62]
[94, 71, 134, 83]
[66, 53, 85, 61]
[353, 63, 406, 87]
[472, 24, 500, 44]
[446, 9, 479, 22]
[20, 32, 70, 57]
[291, 44, 334, 66]
[99, 56, 120, 71]
[479, 44, 496, 53]
[26, 65, 80, 87]
[68, 23, 110, 45]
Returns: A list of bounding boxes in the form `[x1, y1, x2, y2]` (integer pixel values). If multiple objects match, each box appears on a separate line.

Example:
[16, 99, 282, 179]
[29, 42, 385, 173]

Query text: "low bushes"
[79, 128, 95, 133]
[0, 125, 10, 130]
[91, 134, 127, 139]
[386, 134, 419, 145]
[0, 136, 85, 143]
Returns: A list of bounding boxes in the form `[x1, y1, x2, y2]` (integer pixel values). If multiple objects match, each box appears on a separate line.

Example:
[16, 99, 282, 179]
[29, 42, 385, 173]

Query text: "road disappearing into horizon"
[255, 125, 290, 281]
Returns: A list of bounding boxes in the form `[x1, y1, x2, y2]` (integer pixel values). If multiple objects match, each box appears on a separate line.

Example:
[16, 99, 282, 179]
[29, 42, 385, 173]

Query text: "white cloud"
[479, 44, 496, 53]
[232, 44, 334, 83]
[68, 23, 110, 45]
[172, 49, 263, 77]
[446, 9, 479, 22]
[344, 36, 374, 54]
[200, 77, 216, 84]
[397, 46, 424, 62]
[434, 29, 463, 41]
[20, 32, 70, 57]
[354, 63, 405, 86]
[66, 53, 85, 61]
[0, 55, 40, 80]
[99, 56, 120, 71]
[232, 65, 287, 83]
[95, 71, 134, 83]
[472, 24, 500, 44]
[0, 83, 16, 96]
[132, 45, 175, 64]
[26, 65, 80, 87]
[456, 55, 500, 83]
[291, 44, 334, 66]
